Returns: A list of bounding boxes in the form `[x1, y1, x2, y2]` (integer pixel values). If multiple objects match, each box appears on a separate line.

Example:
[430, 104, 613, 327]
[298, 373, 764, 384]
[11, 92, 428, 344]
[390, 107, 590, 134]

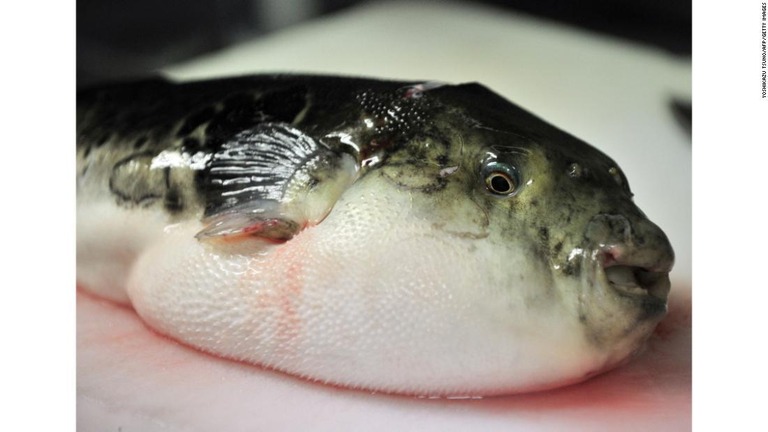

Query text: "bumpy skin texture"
[76, 75, 674, 396]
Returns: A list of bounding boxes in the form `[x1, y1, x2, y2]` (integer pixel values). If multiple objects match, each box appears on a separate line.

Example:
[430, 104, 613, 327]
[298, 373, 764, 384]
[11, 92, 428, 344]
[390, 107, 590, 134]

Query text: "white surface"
[77, 1, 691, 430]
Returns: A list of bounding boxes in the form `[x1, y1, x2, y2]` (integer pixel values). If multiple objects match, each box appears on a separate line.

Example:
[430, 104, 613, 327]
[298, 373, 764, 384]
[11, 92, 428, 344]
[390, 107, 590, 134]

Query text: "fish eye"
[482, 161, 520, 196]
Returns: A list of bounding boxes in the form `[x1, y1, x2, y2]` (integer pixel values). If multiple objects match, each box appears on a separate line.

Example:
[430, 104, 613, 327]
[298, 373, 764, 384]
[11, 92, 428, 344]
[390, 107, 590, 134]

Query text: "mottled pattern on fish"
[78, 76, 431, 218]
[77, 74, 674, 396]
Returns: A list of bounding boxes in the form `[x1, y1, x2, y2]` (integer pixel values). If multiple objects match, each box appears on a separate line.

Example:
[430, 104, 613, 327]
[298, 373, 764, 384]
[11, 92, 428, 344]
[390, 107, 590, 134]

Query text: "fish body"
[77, 74, 674, 396]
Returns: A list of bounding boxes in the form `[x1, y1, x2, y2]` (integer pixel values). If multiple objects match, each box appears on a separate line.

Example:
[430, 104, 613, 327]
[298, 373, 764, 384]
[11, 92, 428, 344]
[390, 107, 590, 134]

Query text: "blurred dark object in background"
[77, 0, 691, 88]
[479, 0, 690, 55]
[670, 99, 692, 136]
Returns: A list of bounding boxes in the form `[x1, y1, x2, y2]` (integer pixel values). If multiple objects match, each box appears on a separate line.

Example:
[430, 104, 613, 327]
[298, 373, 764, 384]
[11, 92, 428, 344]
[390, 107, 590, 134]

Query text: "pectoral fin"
[196, 123, 358, 242]
[195, 201, 301, 241]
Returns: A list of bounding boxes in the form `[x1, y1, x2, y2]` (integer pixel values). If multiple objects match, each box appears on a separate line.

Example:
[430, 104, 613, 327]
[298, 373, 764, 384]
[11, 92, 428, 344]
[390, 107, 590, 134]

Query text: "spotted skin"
[78, 76, 440, 218]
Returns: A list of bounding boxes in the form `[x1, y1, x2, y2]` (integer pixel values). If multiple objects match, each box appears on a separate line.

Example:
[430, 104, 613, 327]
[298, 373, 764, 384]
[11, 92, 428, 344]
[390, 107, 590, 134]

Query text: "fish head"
[468, 125, 675, 353]
[363, 82, 675, 385]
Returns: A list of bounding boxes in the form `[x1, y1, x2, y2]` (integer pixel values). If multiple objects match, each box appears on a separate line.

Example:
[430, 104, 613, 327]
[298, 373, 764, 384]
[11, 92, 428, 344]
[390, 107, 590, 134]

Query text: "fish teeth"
[604, 265, 647, 296]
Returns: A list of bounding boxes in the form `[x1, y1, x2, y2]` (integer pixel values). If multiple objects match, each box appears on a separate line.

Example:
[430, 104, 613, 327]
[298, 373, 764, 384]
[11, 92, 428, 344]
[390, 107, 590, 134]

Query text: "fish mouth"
[603, 264, 670, 301]
[598, 248, 672, 305]
[582, 214, 673, 308]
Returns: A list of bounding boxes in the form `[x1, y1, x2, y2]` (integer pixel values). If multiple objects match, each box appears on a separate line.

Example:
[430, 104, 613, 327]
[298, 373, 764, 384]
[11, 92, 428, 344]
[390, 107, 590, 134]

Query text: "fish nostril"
[584, 214, 633, 245]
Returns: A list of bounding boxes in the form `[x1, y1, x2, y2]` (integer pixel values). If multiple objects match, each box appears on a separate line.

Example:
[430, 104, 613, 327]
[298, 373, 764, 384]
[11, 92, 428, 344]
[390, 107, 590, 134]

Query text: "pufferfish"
[76, 75, 674, 396]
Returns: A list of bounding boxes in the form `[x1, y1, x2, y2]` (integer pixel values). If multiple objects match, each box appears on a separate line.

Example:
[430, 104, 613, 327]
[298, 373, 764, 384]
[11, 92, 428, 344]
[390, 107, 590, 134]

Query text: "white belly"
[77, 174, 610, 396]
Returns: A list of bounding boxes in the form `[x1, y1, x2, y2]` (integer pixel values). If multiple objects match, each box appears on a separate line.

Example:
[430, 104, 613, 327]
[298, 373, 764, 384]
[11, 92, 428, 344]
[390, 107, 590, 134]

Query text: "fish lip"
[594, 247, 672, 306]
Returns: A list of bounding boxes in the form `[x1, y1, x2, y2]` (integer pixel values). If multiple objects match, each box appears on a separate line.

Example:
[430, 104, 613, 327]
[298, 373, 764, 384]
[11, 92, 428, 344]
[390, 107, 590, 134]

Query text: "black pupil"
[490, 174, 511, 193]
